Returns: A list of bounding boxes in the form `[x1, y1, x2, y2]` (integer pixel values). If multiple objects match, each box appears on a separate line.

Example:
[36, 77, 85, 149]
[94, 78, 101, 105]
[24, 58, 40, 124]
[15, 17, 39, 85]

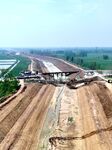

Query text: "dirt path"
[30, 57, 48, 73]
[38, 86, 65, 149]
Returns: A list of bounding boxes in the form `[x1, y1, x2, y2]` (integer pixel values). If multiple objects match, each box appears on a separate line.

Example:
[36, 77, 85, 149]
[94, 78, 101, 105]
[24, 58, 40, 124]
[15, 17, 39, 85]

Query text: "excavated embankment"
[48, 82, 112, 150]
[0, 83, 55, 150]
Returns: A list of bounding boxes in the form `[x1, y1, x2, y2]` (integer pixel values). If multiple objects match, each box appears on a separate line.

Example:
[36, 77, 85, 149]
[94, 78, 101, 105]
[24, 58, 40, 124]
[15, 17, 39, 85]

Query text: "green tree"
[71, 57, 74, 62]
[103, 55, 109, 60]
[66, 56, 70, 61]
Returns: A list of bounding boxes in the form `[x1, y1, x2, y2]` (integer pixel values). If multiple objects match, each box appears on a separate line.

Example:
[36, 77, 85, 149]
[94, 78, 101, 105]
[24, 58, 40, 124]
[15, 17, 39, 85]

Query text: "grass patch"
[9, 55, 31, 76]
[68, 117, 74, 123]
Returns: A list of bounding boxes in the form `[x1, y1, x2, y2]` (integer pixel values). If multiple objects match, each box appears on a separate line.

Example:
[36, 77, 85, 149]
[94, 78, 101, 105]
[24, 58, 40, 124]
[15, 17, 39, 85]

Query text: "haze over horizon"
[0, 0, 112, 48]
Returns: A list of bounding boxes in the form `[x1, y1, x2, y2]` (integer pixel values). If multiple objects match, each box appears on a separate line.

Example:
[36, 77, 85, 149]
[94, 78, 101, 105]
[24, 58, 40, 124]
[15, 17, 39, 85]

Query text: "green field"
[72, 53, 112, 70]
[0, 51, 31, 77]
[9, 55, 31, 76]
[0, 52, 14, 59]
[30, 48, 112, 70]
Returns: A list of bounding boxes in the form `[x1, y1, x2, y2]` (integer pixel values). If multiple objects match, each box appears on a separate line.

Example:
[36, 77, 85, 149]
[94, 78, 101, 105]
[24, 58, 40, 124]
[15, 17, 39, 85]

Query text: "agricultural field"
[0, 50, 31, 77]
[57, 50, 112, 70]
[0, 51, 14, 60]
[30, 48, 112, 70]
[9, 55, 31, 76]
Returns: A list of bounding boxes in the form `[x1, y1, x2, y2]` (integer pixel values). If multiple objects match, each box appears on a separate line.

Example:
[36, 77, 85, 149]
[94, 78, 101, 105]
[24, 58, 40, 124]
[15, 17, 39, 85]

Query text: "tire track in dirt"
[49, 125, 112, 147]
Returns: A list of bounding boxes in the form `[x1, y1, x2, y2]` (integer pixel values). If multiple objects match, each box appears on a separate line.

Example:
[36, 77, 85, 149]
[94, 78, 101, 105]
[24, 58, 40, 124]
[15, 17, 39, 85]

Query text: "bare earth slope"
[0, 83, 55, 150]
[29, 56, 112, 150]
[49, 82, 112, 150]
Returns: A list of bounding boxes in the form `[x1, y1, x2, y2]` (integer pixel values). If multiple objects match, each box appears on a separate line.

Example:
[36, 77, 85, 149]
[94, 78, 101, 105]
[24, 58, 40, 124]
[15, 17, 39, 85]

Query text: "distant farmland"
[53, 50, 112, 70]
[0, 60, 17, 69]
[30, 48, 112, 70]
[9, 55, 31, 76]
[0, 51, 31, 77]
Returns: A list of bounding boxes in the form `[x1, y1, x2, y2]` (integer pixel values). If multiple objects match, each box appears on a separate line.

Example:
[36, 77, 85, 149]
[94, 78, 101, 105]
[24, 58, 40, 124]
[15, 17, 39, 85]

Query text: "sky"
[0, 0, 112, 47]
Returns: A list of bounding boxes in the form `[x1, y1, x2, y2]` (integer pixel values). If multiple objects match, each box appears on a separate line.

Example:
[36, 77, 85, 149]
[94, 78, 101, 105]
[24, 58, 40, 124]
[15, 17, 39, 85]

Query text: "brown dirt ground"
[48, 82, 112, 150]
[0, 83, 55, 150]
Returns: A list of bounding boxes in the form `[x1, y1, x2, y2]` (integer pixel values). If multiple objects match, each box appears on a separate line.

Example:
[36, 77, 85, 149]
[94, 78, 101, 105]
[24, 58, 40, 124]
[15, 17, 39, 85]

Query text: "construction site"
[0, 55, 112, 150]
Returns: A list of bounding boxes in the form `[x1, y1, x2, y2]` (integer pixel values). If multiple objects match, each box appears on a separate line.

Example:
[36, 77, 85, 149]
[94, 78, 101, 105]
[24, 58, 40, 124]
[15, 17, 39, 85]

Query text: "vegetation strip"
[0, 79, 19, 103]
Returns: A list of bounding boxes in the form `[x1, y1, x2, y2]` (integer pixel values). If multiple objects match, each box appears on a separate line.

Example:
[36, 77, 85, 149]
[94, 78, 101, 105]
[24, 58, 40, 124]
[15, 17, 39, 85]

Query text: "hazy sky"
[0, 0, 112, 47]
